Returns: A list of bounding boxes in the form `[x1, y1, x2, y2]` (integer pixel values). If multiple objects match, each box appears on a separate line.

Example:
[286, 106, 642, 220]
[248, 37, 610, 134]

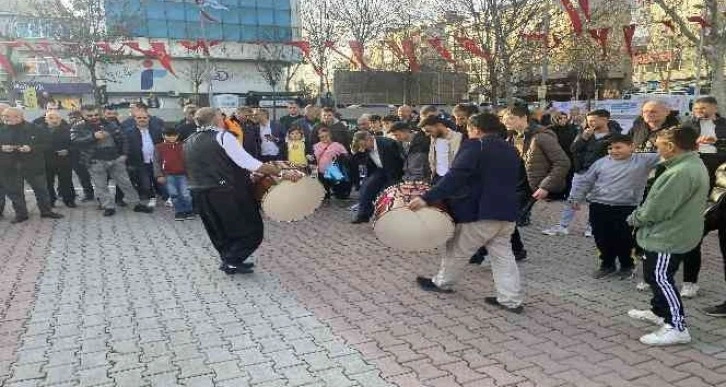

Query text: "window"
[104, 0, 293, 42]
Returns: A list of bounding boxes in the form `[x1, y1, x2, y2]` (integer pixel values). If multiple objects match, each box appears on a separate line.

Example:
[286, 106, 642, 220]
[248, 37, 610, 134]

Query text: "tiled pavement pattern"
[1, 199, 726, 386]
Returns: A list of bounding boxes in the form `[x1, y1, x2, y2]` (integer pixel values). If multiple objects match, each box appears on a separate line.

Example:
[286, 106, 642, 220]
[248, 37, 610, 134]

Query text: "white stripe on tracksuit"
[655, 252, 685, 331]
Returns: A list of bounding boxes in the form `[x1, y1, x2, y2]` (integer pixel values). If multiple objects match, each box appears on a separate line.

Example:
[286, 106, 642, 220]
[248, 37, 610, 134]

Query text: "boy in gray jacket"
[569, 135, 660, 279]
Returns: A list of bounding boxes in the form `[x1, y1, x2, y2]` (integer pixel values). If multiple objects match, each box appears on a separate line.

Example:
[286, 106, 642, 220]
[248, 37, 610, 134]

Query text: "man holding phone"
[254, 108, 285, 162]
[0, 108, 63, 223]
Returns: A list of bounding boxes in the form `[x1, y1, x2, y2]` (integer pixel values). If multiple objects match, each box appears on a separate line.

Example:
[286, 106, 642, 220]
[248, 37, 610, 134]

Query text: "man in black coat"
[41, 111, 76, 208]
[175, 104, 199, 141]
[350, 131, 404, 223]
[125, 109, 164, 202]
[0, 108, 63, 223]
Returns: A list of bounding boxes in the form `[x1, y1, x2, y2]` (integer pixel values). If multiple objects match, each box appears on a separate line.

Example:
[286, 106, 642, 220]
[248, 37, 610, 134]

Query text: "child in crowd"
[569, 134, 660, 279]
[154, 128, 194, 221]
[286, 125, 310, 167]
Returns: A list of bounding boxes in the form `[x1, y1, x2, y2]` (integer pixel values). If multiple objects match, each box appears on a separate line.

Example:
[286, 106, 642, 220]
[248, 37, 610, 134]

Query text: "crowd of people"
[1, 95, 726, 347]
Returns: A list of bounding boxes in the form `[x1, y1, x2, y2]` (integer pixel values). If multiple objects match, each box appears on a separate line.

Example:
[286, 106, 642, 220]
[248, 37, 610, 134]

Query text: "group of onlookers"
[3, 95, 726, 346]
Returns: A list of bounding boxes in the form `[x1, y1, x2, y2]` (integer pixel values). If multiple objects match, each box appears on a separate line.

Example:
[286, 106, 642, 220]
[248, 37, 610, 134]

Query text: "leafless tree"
[255, 43, 300, 119]
[651, 0, 725, 111]
[299, 0, 346, 99]
[440, 0, 545, 103]
[179, 56, 208, 105]
[29, 0, 137, 104]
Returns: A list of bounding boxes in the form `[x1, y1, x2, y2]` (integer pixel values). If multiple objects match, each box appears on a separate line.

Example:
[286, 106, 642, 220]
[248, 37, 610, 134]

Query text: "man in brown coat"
[503, 105, 572, 201]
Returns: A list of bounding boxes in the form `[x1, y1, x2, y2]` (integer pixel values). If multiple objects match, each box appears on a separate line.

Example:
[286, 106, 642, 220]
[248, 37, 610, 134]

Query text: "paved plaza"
[2, 199, 726, 387]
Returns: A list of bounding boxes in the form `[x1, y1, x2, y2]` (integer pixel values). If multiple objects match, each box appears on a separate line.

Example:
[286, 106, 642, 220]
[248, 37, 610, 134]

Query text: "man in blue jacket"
[410, 113, 524, 313]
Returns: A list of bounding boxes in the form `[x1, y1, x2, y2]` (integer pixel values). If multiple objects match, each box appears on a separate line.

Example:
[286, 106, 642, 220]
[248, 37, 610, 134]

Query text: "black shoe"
[351, 218, 369, 224]
[116, 200, 128, 208]
[82, 195, 95, 202]
[133, 204, 153, 213]
[704, 302, 726, 317]
[184, 212, 196, 220]
[514, 250, 528, 262]
[64, 201, 77, 208]
[618, 266, 635, 280]
[218, 263, 254, 275]
[484, 297, 524, 314]
[174, 213, 185, 221]
[416, 276, 453, 294]
[239, 262, 255, 269]
[40, 212, 64, 219]
[103, 209, 116, 217]
[517, 218, 531, 227]
[11, 216, 29, 224]
[592, 266, 617, 279]
[469, 253, 486, 265]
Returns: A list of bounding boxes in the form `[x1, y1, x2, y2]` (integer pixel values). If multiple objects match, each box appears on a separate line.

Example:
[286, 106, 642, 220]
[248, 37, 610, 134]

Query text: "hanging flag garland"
[324, 40, 359, 68]
[587, 28, 610, 55]
[560, 0, 583, 35]
[454, 36, 491, 61]
[400, 39, 420, 72]
[348, 41, 369, 70]
[622, 24, 636, 57]
[426, 37, 456, 64]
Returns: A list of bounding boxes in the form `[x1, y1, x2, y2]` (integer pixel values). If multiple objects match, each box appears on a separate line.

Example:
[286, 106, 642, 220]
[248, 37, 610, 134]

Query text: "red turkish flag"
[622, 24, 636, 57]
[560, 0, 583, 35]
[401, 39, 420, 72]
[454, 36, 491, 60]
[426, 37, 456, 64]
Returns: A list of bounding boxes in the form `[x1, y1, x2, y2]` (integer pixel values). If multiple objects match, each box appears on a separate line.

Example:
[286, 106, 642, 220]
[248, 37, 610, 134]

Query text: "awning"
[12, 82, 93, 95]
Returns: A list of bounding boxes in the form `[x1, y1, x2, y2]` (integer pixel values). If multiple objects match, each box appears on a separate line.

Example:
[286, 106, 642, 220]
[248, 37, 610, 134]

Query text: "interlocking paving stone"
[2, 199, 726, 386]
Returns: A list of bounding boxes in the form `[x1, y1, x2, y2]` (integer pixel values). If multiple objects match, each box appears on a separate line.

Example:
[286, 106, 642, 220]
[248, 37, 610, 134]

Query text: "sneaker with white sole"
[681, 282, 699, 298]
[584, 226, 593, 238]
[542, 225, 569, 236]
[636, 281, 648, 291]
[639, 324, 691, 346]
[627, 309, 664, 326]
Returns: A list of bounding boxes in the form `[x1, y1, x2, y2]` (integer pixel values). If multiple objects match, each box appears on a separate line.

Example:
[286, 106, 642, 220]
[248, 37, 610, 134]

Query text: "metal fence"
[333, 70, 469, 106]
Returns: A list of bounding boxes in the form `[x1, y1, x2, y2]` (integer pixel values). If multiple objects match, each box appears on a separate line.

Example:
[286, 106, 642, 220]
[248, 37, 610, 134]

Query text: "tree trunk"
[710, 49, 726, 115]
[90, 69, 100, 105]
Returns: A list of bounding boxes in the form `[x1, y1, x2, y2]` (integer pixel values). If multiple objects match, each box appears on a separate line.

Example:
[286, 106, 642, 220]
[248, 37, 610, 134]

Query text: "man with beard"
[421, 116, 463, 184]
[71, 105, 153, 217]
[184, 107, 300, 274]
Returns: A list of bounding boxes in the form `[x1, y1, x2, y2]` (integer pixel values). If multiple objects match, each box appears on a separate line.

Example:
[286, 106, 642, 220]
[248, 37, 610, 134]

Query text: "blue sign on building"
[105, 0, 294, 42]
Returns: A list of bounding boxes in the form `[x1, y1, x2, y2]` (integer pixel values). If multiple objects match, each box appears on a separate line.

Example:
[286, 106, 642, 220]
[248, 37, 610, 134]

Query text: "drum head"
[374, 207, 455, 251]
[261, 177, 325, 222]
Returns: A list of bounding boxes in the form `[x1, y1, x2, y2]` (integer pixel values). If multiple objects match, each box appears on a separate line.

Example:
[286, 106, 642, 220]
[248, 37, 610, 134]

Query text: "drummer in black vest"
[184, 107, 300, 274]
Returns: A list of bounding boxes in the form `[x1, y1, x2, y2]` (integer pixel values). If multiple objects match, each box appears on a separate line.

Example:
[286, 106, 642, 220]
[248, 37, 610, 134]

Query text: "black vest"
[183, 129, 250, 190]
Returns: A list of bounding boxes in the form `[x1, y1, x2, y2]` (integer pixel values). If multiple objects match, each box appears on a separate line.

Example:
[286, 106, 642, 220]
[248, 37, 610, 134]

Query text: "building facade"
[0, 0, 301, 108]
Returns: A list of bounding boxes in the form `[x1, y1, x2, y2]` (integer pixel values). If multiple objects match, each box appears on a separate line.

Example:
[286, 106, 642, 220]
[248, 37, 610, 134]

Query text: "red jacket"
[154, 142, 186, 176]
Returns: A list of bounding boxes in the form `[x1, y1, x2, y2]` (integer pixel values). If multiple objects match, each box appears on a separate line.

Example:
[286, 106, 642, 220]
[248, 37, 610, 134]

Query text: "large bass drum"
[373, 181, 455, 251]
[252, 161, 326, 222]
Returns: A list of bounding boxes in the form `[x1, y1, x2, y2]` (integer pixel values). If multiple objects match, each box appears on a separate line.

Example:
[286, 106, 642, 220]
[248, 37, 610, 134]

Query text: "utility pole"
[200, 6, 215, 107]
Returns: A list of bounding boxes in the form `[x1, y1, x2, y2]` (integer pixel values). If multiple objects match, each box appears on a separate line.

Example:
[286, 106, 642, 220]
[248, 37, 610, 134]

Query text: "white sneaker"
[165, 198, 173, 207]
[542, 225, 569, 236]
[584, 226, 593, 238]
[627, 309, 664, 326]
[636, 281, 648, 291]
[681, 282, 699, 298]
[639, 324, 691, 346]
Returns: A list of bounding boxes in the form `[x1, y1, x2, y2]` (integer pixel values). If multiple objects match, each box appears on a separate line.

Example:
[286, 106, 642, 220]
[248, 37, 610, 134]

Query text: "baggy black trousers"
[192, 182, 263, 267]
